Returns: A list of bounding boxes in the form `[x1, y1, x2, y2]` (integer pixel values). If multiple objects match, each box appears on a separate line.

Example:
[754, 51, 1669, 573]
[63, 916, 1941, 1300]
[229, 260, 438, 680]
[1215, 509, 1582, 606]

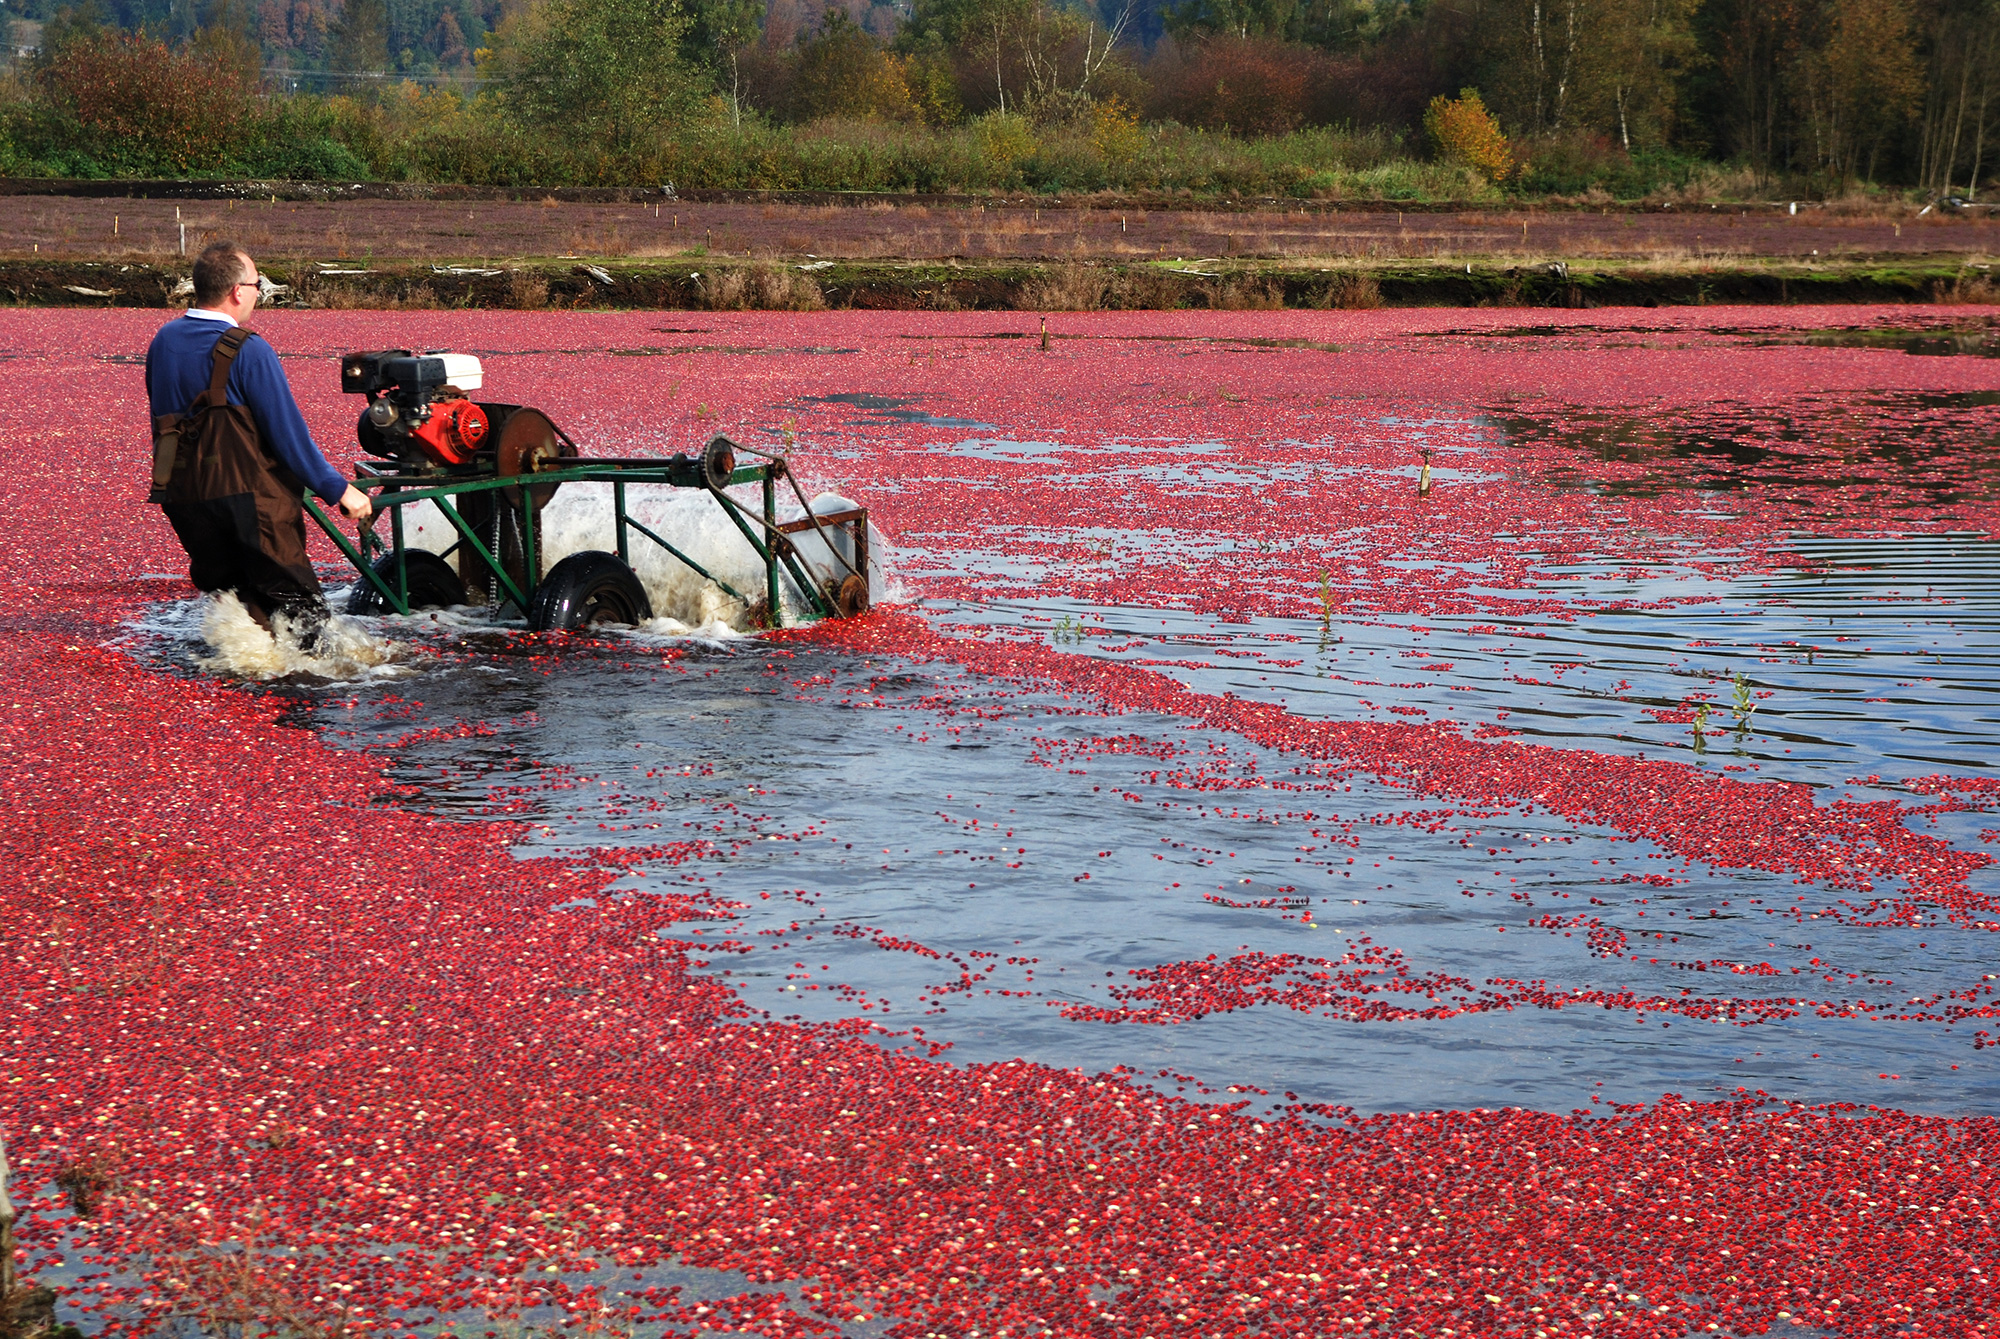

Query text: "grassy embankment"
[4, 253, 1994, 311]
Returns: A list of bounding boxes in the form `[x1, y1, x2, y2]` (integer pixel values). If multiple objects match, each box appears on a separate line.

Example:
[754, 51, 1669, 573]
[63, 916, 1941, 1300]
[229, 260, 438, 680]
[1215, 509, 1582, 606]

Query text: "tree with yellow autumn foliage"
[1425, 88, 1516, 180]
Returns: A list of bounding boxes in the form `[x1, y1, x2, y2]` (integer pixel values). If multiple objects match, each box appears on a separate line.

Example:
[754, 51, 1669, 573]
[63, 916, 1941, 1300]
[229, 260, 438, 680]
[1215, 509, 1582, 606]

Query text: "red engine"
[410, 397, 489, 465]
[343, 349, 493, 466]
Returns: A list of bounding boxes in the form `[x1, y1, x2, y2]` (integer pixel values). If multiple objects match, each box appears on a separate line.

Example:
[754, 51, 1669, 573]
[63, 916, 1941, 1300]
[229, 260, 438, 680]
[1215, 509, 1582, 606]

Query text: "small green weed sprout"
[1731, 671, 1756, 731]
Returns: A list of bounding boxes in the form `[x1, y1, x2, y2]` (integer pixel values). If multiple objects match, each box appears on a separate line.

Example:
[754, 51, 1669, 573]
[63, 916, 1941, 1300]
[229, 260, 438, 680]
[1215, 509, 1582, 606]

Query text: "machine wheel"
[529, 551, 653, 631]
[834, 573, 869, 618]
[702, 436, 736, 490]
[347, 550, 468, 615]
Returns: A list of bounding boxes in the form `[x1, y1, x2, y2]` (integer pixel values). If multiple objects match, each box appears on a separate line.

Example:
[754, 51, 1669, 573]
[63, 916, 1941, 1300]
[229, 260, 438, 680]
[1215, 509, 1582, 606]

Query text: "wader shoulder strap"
[193, 326, 253, 411]
[152, 326, 260, 503]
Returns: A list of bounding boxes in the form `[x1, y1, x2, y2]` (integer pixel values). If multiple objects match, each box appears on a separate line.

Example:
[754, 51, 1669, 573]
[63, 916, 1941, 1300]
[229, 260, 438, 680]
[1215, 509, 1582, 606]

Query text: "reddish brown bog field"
[3, 193, 1995, 263]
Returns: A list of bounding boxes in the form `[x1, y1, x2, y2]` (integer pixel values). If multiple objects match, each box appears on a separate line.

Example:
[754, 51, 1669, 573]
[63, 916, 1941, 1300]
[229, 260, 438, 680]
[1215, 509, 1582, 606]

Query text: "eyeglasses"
[235, 275, 263, 294]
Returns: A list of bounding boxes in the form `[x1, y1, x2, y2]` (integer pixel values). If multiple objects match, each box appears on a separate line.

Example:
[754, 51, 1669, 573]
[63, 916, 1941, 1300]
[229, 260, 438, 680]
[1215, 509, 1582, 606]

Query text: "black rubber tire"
[346, 549, 468, 615]
[529, 551, 653, 631]
[702, 436, 736, 490]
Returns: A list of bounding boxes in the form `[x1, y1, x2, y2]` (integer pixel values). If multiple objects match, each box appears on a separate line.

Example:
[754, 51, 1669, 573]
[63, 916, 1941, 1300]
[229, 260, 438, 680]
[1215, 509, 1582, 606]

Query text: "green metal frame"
[306, 454, 846, 626]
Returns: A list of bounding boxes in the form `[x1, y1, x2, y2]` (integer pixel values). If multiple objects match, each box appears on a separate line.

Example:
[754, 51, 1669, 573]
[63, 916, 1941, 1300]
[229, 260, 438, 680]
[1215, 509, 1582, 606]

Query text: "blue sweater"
[145, 314, 349, 503]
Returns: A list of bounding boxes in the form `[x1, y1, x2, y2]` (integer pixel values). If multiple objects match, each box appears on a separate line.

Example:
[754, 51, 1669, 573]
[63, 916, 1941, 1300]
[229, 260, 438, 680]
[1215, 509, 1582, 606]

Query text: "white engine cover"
[438, 352, 483, 391]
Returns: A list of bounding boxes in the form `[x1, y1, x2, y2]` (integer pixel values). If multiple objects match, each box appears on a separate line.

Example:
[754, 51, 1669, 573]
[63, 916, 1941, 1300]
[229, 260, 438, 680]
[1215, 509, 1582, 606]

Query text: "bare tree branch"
[1078, 1, 1134, 96]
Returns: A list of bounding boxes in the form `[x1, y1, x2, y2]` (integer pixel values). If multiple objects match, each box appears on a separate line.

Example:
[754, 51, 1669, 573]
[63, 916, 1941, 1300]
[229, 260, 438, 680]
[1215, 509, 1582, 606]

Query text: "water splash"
[192, 593, 404, 681]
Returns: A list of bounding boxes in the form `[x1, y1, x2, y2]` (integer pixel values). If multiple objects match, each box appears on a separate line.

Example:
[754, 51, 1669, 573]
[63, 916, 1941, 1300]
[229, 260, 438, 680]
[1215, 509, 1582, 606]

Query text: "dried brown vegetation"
[1320, 271, 1385, 309]
[1934, 269, 1999, 303]
[1016, 263, 1111, 310]
[507, 270, 550, 309]
[1212, 275, 1285, 309]
[699, 264, 826, 311]
[303, 278, 446, 310]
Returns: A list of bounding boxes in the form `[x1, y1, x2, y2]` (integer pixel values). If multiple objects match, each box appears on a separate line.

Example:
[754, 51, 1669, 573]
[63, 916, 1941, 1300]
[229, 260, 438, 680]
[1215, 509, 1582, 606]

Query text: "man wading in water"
[147, 241, 372, 643]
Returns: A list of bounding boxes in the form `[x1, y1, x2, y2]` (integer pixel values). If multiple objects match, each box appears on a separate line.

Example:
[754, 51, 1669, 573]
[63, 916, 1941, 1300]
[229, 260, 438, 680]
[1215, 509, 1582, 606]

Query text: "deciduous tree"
[1474, 0, 1700, 148]
[1796, 0, 1922, 180]
[898, 0, 1134, 117]
[480, 0, 703, 142]
[1916, 0, 1999, 194]
[1162, 0, 1377, 50]
[1690, 0, 1808, 175]
[1425, 85, 1515, 176]
[1146, 34, 1325, 134]
[686, 0, 763, 124]
[1600, 0, 1702, 149]
[30, 17, 255, 171]
[787, 7, 919, 119]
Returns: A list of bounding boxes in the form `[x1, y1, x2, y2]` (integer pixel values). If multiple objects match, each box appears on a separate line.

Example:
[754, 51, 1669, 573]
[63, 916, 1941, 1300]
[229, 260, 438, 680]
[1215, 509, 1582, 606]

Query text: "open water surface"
[252, 549, 1995, 1121]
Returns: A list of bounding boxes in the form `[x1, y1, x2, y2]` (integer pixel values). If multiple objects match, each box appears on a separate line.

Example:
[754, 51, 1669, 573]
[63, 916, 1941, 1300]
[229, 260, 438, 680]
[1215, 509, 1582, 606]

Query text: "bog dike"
[2, 253, 1993, 310]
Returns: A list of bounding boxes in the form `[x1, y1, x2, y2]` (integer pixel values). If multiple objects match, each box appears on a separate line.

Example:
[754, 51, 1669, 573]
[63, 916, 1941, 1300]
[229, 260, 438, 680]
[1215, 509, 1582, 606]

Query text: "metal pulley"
[496, 407, 578, 508]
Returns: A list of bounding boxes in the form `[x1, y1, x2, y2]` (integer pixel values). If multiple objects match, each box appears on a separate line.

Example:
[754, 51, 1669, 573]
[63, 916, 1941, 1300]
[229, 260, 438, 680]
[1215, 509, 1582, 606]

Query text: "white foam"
[633, 613, 748, 642]
[189, 592, 406, 681]
[532, 483, 892, 631]
[128, 483, 893, 680]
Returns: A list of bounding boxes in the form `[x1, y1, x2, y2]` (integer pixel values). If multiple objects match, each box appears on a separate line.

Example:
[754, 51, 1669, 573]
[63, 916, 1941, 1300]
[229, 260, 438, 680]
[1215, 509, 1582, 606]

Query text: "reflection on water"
[944, 533, 2000, 780]
[801, 391, 996, 431]
[1494, 392, 2000, 513]
[1783, 320, 2000, 359]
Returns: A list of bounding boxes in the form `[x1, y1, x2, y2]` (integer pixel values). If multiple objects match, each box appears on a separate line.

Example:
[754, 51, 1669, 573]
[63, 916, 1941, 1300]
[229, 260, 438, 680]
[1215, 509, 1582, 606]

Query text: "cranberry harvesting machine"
[304, 349, 870, 630]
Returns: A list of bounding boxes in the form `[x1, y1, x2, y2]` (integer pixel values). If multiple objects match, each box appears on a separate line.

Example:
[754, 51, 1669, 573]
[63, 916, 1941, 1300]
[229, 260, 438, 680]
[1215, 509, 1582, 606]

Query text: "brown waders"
[149, 326, 330, 640]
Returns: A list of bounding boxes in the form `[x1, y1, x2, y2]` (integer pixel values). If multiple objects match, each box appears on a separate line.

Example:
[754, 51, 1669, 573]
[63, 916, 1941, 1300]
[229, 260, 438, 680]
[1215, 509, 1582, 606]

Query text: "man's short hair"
[192, 242, 253, 307]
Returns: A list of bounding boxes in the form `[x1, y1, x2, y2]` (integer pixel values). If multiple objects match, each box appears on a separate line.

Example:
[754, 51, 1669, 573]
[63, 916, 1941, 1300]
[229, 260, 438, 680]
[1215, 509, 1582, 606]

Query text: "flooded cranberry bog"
[5, 305, 2000, 1338]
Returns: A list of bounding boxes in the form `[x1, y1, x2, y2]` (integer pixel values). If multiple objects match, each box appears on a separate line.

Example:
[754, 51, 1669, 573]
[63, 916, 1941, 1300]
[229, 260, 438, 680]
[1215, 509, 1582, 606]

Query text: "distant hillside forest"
[0, 0, 1994, 198]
